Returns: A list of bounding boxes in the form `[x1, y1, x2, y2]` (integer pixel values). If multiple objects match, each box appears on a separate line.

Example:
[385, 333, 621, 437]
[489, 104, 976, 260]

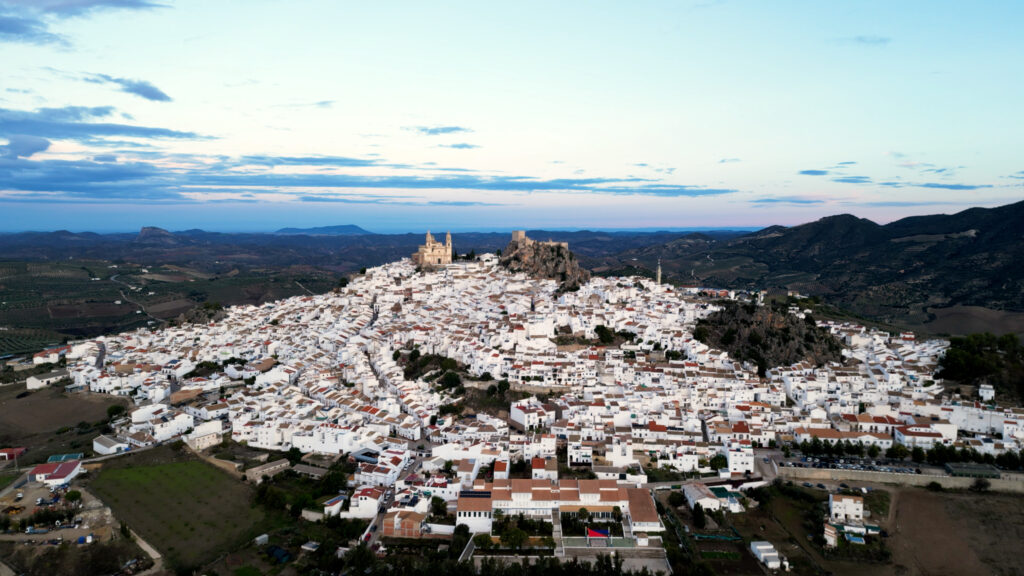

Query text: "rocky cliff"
[499, 238, 590, 291]
[694, 300, 843, 375]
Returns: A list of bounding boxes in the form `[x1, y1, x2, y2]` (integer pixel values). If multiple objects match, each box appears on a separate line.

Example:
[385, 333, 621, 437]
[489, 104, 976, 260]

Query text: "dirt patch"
[146, 298, 195, 316]
[944, 492, 1024, 576]
[48, 303, 128, 319]
[924, 305, 1024, 338]
[889, 489, 988, 576]
[0, 386, 129, 463]
[140, 273, 189, 282]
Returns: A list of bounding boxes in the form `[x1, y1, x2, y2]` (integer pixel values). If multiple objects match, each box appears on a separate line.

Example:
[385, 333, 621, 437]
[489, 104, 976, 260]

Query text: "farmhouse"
[0, 447, 26, 461]
[26, 369, 68, 390]
[245, 458, 291, 483]
[681, 483, 721, 512]
[93, 434, 130, 455]
[29, 460, 82, 487]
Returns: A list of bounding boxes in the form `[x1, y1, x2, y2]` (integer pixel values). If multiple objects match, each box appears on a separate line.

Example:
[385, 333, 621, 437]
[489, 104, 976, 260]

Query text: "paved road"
[109, 274, 164, 325]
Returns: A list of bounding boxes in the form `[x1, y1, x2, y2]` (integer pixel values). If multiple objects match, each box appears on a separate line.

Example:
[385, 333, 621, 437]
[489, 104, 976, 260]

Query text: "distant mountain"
[610, 200, 1024, 335]
[274, 224, 373, 236]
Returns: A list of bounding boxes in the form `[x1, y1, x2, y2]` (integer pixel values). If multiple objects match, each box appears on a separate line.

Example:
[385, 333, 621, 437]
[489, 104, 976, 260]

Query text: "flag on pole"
[587, 527, 610, 538]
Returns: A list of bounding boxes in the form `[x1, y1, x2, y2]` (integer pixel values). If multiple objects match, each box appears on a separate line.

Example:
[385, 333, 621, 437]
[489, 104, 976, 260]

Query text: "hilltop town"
[3, 232, 1023, 575]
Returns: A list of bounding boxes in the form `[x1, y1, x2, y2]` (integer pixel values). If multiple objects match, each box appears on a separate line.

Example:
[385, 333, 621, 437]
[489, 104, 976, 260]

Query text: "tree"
[709, 454, 728, 470]
[65, 490, 82, 503]
[430, 496, 448, 517]
[500, 526, 527, 550]
[911, 446, 926, 464]
[692, 503, 706, 529]
[578, 507, 591, 524]
[439, 371, 462, 389]
[594, 325, 615, 345]
[473, 533, 494, 550]
[106, 405, 126, 420]
[970, 477, 991, 492]
[668, 492, 686, 508]
[868, 444, 881, 458]
[887, 444, 909, 461]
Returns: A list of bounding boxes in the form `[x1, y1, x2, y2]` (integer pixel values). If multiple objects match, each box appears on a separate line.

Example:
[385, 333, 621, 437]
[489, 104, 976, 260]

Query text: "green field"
[0, 259, 338, 349]
[91, 452, 265, 572]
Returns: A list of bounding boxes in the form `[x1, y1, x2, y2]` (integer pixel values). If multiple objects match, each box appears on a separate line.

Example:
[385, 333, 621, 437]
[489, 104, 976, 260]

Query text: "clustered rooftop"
[51, 251, 1024, 537]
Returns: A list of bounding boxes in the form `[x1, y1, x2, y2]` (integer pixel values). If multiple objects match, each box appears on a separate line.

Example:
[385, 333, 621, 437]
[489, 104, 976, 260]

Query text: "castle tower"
[656, 259, 662, 285]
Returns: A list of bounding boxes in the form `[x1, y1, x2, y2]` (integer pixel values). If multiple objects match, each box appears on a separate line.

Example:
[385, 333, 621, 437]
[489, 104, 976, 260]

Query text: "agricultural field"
[0, 327, 66, 357]
[89, 447, 265, 573]
[0, 384, 130, 465]
[0, 258, 339, 349]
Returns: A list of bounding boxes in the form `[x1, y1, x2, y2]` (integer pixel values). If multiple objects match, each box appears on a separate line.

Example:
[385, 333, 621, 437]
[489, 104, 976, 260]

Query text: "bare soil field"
[0, 385, 129, 463]
[924, 305, 1024, 337]
[48, 302, 128, 319]
[943, 492, 1024, 576]
[888, 489, 1016, 576]
[145, 298, 195, 317]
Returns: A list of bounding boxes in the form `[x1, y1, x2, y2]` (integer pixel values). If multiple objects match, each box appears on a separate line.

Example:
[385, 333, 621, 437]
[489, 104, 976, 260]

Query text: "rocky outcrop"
[499, 236, 590, 291]
[694, 301, 843, 375]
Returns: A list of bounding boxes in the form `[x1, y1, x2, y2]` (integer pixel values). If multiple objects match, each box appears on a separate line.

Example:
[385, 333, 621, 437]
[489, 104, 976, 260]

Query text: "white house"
[26, 370, 68, 390]
[29, 460, 82, 487]
[829, 493, 864, 523]
[681, 483, 721, 512]
[455, 495, 493, 533]
[725, 440, 754, 475]
[93, 434, 129, 455]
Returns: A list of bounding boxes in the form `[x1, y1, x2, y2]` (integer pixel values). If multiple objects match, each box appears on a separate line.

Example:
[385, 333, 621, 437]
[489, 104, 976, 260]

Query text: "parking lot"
[778, 455, 928, 475]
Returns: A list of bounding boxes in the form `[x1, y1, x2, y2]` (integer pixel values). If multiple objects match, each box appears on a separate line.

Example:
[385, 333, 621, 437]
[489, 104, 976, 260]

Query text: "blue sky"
[0, 0, 1021, 233]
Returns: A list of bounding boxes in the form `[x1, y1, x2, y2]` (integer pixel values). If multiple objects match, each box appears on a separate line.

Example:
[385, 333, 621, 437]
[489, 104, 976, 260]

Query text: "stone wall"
[777, 466, 1024, 493]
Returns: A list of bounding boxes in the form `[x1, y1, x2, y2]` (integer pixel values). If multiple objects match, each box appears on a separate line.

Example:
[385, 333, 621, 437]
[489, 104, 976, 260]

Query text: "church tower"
[656, 258, 662, 285]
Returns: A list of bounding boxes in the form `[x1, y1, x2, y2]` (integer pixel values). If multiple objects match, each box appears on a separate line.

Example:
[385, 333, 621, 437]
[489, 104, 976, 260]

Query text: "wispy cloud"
[439, 143, 479, 150]
[0, 0, 165, 46]
[84, 73, 172, 101]
[0, 9, 66, 45]
[843, 35, 891, 46]
[407, 125, 472, 136]
[718, 158, 741, 164]
[0, 149, 739, 203]
[798, 169, 828, 176]
[836, 161, 856, 166]
[0, 105, 204, 140]
[4, 0, 167, 17]
[832, 175, 872, 184]
[0, 134, 50, 158]
[751, 196, 825, 205]
[918, 182, 991, 191]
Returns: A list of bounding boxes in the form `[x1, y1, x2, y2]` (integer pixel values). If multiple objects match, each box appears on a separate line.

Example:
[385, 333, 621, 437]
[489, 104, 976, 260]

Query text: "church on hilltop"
[412, 231, 452, 268]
